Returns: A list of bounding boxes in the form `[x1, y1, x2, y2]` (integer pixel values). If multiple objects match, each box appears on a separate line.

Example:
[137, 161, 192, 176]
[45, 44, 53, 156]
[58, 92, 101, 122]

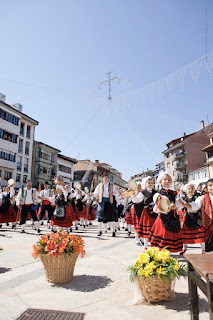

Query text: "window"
[0, 149, 15, 162]
[25, 141, 30, 155]
[36, 148, 40, 159]
[0, 129, 17, 143]
[18, 139, 23, 153]
[208, 151, 213, 159]
[24, 164, 28, 173]
[23, 175, 27, 183]
[16, 174, 21, 182]
[167, 163, 170, 168]
[26, 125, 31, 139]
[48, 153, 52, 161]
[59, 164, 71, 174]
[4, 171, 12, 180]
[20, 122, 24, 136]
[0, 108, 19, 126]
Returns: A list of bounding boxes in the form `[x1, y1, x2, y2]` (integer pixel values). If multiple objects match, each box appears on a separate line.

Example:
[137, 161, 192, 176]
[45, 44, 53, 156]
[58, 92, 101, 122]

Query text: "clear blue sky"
[0, 0, 213, 181]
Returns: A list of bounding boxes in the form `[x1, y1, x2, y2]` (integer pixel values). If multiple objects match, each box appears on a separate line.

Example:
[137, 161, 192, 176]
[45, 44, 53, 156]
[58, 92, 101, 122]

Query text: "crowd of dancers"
[0, 172, 213, 255]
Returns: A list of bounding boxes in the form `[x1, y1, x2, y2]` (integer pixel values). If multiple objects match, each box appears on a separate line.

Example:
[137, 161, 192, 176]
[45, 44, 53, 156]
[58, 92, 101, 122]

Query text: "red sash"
[42, 200, 50, 206]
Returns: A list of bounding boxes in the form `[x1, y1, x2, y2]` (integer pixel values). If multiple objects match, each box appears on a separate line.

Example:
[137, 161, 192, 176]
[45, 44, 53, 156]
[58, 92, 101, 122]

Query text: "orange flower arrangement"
[32, 229, 85, 259]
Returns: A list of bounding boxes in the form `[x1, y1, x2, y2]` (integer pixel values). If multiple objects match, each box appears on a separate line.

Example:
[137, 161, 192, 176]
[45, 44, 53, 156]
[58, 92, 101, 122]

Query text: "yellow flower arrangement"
[128, 247, 186, 282]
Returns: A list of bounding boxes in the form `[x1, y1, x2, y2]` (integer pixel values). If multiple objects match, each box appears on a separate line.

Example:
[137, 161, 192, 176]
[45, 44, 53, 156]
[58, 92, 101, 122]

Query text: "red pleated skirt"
[130, 205, 140, 233]
[73, 208, 79, 221]
[182, 223, 205, 244]
[125, 209, 133, 225]
[148, 214, 183, 252]
[78, 206, 87, 219]
[51, 204, 75, 227]
[0, 205, 17, 223]
[177, 210, 184, 223]
[138, 208, 156, 239]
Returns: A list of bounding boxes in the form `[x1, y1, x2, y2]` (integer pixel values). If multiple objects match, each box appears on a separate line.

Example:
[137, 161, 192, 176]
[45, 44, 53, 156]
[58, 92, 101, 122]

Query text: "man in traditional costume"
[16, 179, 40, 233]
[39, 181, 54, 229]
[93, 172, 118, 237]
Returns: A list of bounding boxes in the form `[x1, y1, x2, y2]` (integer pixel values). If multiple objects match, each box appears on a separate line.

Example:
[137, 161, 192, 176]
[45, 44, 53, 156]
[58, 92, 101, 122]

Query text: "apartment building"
[0, 97, 38, 188]
[202, 130, 213, 179]
[57, 154, 77, 187]
[32, 141, 61, 187]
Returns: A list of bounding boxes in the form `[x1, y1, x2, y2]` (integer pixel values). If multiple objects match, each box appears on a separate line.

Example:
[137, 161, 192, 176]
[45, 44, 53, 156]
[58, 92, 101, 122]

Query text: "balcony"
[175, 150, 185, 159]
[176, 161, 186, 171]
[26, 132, 30, 139]
[25, 148, 29, 156]
[24, 164, 28, 173]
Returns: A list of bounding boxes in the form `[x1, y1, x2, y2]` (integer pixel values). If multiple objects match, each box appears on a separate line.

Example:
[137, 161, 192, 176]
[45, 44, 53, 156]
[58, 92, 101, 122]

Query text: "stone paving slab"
[0, 222, 210, 320]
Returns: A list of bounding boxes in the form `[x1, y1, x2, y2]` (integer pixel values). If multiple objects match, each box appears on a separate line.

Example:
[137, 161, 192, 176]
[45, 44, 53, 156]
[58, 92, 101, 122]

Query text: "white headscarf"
[157, 171, 172, 184]
[183, 183, 195, 193]
[142, 176, 153, 190]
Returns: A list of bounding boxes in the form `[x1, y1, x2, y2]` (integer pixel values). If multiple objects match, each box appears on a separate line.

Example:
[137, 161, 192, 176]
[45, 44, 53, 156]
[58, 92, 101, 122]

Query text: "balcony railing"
[176, 161, 186, 170]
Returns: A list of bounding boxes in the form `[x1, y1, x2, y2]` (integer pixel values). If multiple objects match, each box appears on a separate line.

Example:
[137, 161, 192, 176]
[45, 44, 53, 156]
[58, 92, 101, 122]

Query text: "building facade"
[202, 131, 213, 179]
[74, 160, 101, 191]
[163, 122, 213, 189]
[32, 141, 61, 188]
[0, 98, 38, 189]
[57, 154, 77, 187]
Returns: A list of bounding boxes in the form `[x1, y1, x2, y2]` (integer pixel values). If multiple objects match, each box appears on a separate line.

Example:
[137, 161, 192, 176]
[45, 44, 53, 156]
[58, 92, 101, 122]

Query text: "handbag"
[53, 206, 65, 218]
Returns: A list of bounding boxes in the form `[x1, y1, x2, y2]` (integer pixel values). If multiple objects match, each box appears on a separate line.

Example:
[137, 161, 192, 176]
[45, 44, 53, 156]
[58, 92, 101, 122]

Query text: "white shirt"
[16, 188, 40, 206]
[40, 189, 50, 198]
[189, 194, 213, 212]
[93, 182, 118, 199]
[131, 192, 144, 204]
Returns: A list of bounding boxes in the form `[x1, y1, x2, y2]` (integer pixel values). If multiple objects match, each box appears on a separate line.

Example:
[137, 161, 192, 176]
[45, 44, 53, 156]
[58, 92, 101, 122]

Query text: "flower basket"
[127, 247, 186, 303]
[32, 229, 85, 284]
[137, 275, 175, 303]
[40, 252, 79, 284]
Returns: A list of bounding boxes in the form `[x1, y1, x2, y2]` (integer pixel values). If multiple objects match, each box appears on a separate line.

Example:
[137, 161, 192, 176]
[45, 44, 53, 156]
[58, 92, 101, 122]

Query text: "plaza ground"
[0, 221, 209, 320]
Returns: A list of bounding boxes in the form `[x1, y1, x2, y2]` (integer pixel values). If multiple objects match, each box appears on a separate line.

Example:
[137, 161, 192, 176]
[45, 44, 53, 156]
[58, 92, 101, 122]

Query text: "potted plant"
[32, 229, 85, 283]
[127, 247, 186, 303]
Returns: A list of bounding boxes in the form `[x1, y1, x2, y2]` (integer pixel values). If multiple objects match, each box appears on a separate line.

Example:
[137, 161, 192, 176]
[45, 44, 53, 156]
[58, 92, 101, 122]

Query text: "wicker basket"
[137, 276, 175, 303]
[40, 252, 79, 284]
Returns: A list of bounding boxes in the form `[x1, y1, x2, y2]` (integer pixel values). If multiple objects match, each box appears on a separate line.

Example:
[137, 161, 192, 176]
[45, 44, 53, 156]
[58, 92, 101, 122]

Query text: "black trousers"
[21, 205, 38, 224]
[39, 204, 54, 221]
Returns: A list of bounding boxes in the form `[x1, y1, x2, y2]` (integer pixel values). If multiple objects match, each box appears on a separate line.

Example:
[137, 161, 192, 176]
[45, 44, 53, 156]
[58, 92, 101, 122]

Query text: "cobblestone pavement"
[0, 222, 209, 320]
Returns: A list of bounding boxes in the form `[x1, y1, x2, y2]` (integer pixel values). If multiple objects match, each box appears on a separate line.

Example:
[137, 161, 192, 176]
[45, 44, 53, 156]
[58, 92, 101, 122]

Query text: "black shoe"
[97, 231, 102, 236]
[136, 241, 142, 246]
[83, 225, 86, 228]
[40, 221, 44, 226]
[51, 228, 56, 233]
[108, 227, 110, 230]
[0, 225, 2, 228]
[125, 228, 128, 231]
[6, 223, 9, 226]
[128, 231, 131, 237]
[89, 223, 92, 225]
[75, 226, 78, 230]
[80, 224, 82, 226]
[21, 230, 25, 234]
[37, 229, 41, 234]
[70, 228, 72, 233]
[122, 226, 125, 229]
[118, 227, 120, 231]
[12, 224, 15, 229]
[112, 232, 116, 237]
[115, 229, 117, 232]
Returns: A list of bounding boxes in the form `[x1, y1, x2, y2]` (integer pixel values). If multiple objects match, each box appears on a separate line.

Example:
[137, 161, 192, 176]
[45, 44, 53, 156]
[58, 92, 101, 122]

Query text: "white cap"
[142, 176, 153, 190]
[157, 171, 172, 184]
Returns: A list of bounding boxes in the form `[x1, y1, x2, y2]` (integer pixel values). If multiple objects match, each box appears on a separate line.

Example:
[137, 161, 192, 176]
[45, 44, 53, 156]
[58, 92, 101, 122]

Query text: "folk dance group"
[123, 172, 213, 254]
[0, 178, 96, 233]
[1, 171, 213, 255]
